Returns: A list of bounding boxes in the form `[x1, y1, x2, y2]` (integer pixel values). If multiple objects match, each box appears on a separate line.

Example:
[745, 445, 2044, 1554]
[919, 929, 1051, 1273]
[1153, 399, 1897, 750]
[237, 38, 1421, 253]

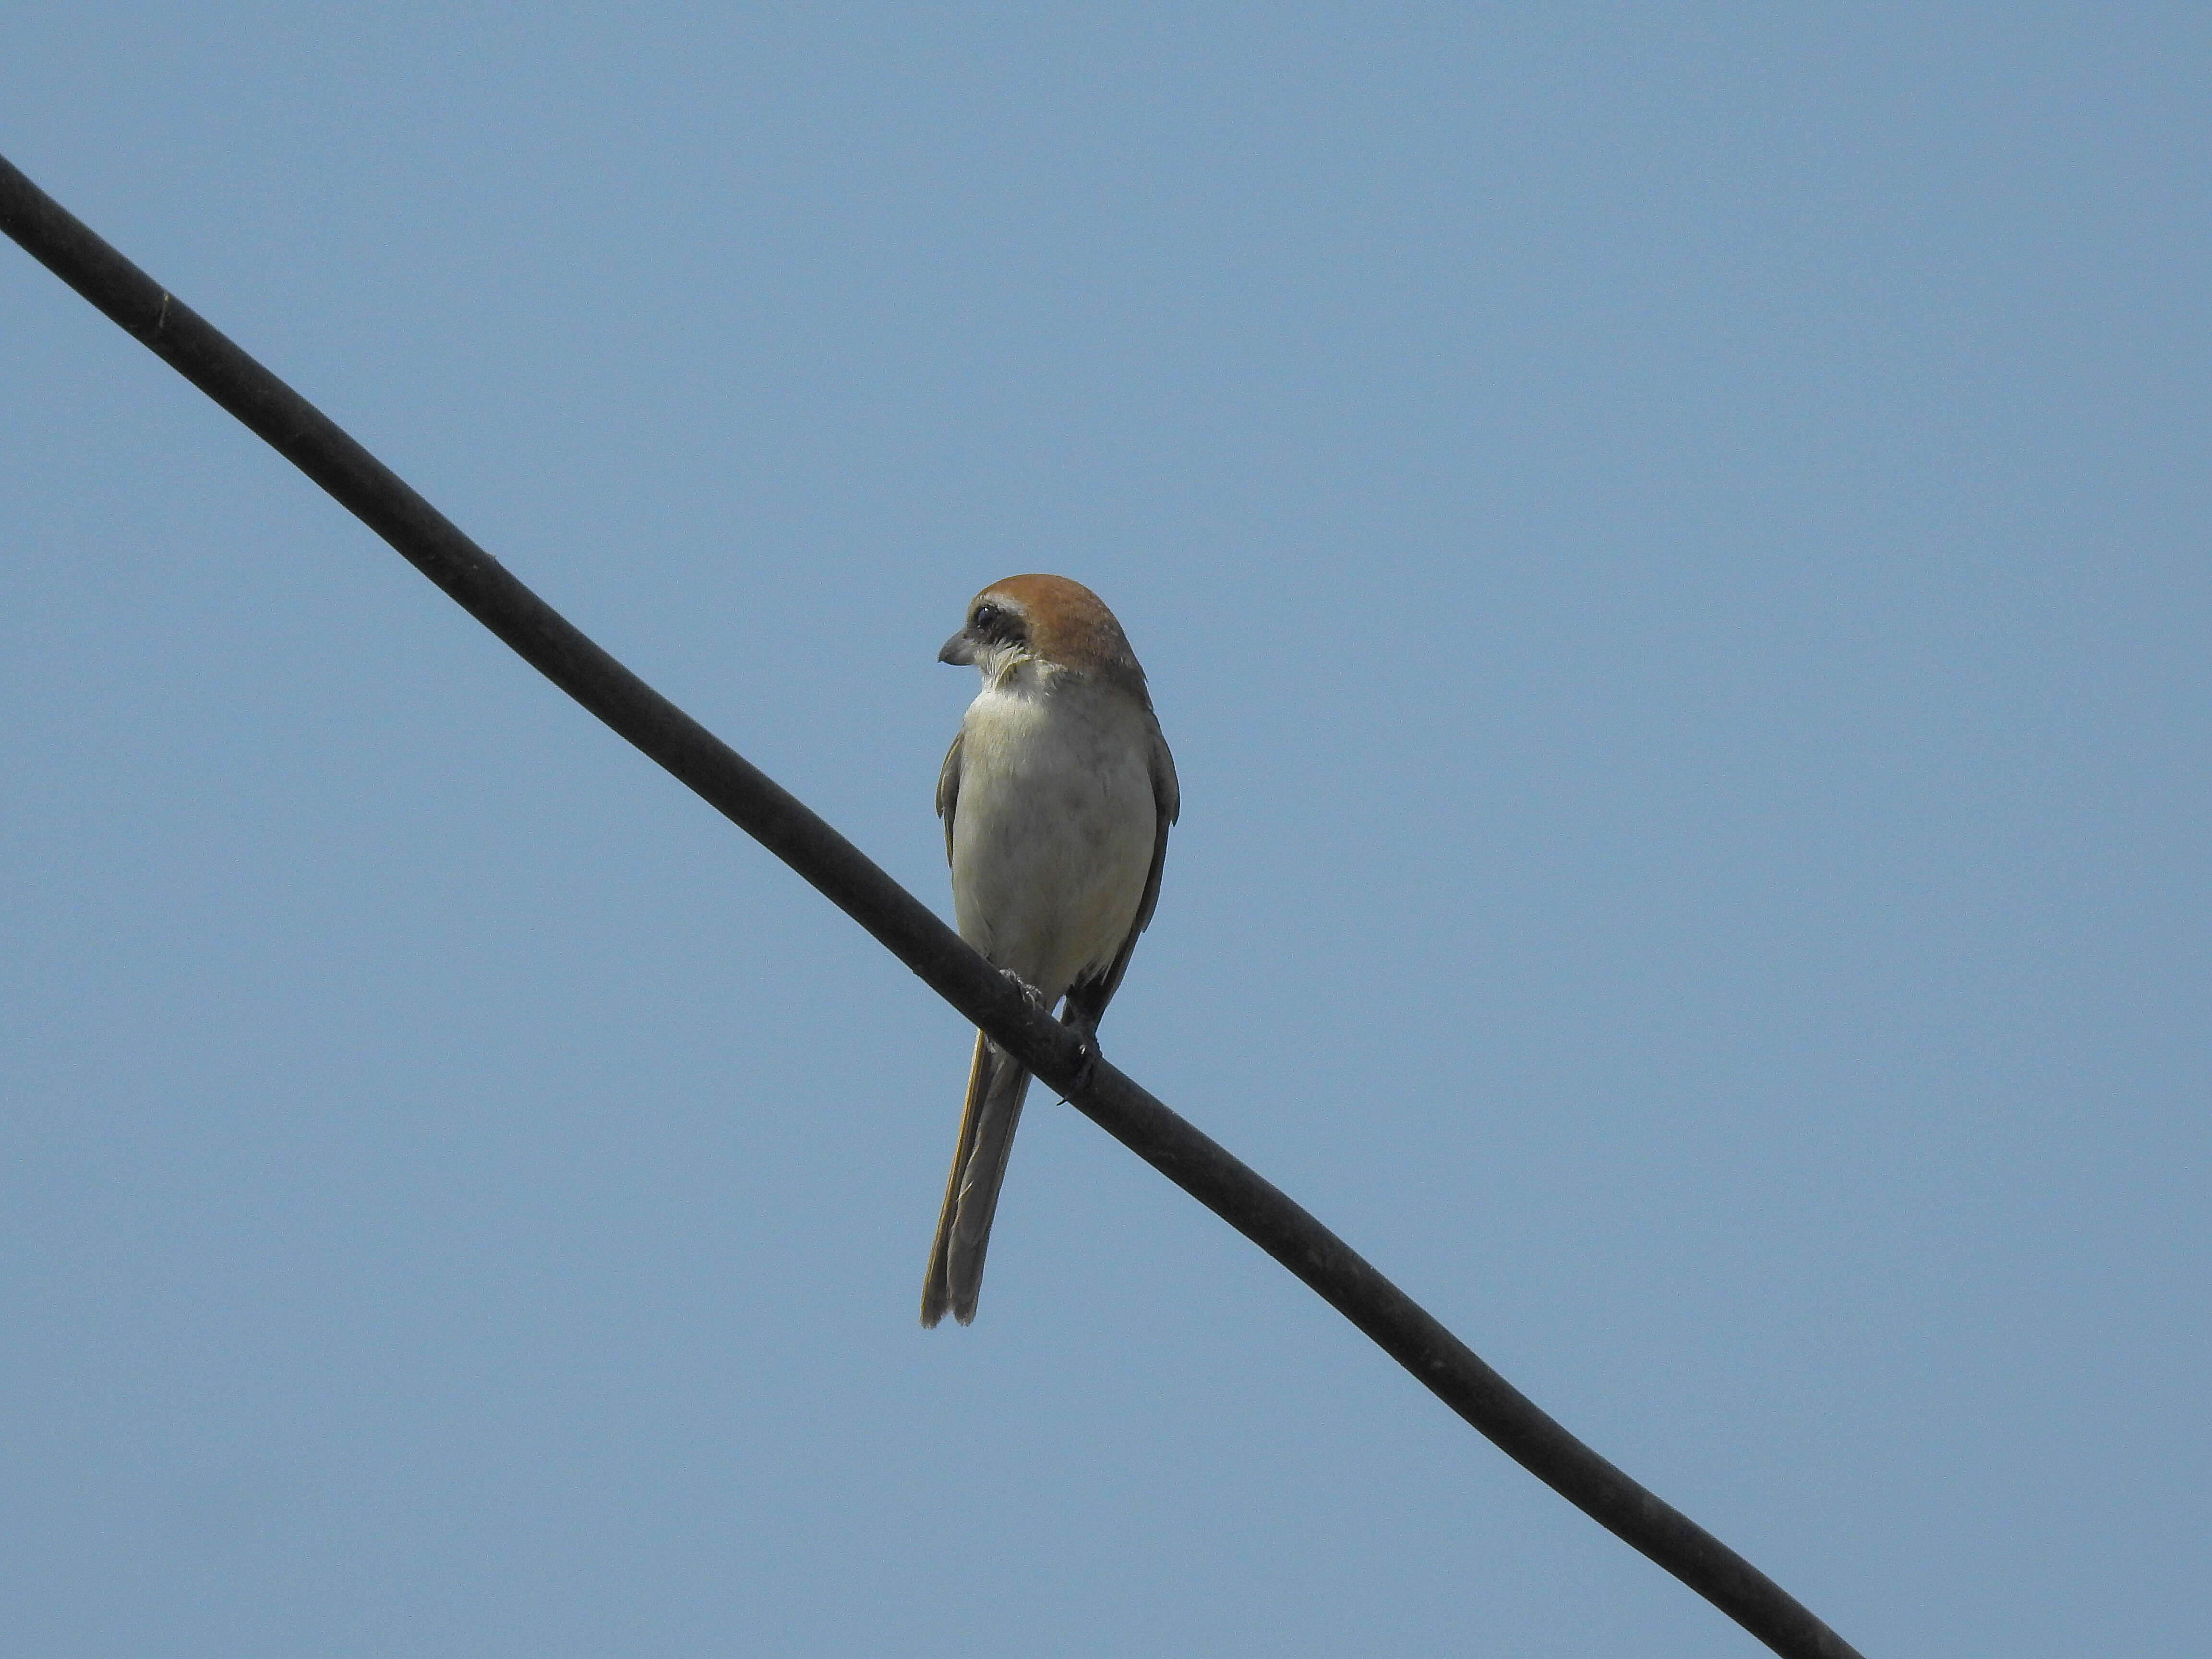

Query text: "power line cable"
[0, 151, 1864, 1659]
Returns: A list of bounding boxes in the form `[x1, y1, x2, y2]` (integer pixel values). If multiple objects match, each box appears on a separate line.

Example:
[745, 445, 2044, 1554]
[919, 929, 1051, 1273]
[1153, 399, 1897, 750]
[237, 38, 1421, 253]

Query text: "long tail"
[921, 1032, 1034, 1326]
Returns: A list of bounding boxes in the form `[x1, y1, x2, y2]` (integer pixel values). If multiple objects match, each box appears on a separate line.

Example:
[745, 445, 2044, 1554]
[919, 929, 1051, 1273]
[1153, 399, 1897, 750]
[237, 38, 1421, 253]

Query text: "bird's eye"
[972, 603, 1000, 631]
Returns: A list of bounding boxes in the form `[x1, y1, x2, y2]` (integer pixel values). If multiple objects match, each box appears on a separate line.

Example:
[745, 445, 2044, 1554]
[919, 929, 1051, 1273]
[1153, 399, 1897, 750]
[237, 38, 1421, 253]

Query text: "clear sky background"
[2, 7, 2206, 1656]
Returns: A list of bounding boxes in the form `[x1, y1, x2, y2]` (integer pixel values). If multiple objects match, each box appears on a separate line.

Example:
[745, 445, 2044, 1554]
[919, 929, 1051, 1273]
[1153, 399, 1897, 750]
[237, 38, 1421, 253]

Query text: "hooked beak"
[938, 630, 976, 665]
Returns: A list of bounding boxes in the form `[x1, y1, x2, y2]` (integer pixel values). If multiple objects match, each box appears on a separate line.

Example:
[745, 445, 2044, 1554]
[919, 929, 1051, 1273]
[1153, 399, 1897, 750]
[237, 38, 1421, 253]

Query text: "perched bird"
[922, 575, 1178, 1327]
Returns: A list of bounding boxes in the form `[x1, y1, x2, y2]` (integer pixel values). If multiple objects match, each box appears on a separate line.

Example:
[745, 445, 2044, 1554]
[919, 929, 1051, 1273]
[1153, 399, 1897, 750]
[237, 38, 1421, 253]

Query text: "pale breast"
[950, 673, 1158, 1001]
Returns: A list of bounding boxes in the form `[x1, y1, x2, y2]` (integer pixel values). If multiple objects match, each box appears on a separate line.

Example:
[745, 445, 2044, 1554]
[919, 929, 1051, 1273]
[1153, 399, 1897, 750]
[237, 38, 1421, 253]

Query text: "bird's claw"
[998, 967, 1049, 1010]
[1065, 1035, 1100, 1096]
[990, 968, 1099, 1094]
[1057, 1010, 1102, 1096]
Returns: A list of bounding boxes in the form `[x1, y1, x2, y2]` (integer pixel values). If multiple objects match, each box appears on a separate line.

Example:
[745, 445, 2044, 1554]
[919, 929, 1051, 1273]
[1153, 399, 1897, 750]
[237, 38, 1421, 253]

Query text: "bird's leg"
[997, 966, 1050, 1010]
[986, 968, 1052, 1067]
[992, 968, 1098, 1093]
[1058, 1006, 1102, 1095]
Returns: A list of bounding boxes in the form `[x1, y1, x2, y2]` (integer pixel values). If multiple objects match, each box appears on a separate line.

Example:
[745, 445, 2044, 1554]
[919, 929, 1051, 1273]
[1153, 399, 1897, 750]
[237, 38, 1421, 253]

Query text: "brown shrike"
[922, 575, 1178, 1327]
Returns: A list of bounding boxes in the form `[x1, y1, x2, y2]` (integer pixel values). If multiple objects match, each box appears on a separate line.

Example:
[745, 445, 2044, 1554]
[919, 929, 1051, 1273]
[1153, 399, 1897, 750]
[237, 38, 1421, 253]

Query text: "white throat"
[975, 641, 1053, 694]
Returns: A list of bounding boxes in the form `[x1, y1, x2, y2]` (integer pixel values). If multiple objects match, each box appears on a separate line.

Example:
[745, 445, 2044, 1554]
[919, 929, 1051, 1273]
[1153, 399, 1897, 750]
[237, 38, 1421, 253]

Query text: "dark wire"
[0, 151, 1863, 1659]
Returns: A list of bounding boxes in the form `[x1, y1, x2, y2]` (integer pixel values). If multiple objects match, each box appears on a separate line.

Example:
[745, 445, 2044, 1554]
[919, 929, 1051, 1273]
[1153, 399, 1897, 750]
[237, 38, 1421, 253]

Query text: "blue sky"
[3, 6, 2206, 1655]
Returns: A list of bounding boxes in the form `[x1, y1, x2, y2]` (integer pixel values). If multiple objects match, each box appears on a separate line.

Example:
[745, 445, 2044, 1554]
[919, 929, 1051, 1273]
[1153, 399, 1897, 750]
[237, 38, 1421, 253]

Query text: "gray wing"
[935, 729, 963, 866]
[1062, 716, 1178, 1033]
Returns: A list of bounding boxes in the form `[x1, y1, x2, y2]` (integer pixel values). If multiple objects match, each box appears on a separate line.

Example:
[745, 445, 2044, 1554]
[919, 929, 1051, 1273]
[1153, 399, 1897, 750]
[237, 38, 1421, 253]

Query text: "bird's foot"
[1065, 1037, 1101, 1095]
[1059, 1013, 1101, 1095]
[997, 967, 1050, 1010]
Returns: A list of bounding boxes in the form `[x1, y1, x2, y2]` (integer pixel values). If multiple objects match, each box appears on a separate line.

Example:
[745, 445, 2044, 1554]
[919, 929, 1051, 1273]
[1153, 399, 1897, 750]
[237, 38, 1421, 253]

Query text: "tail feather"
[921, 1033, 1034, 1326]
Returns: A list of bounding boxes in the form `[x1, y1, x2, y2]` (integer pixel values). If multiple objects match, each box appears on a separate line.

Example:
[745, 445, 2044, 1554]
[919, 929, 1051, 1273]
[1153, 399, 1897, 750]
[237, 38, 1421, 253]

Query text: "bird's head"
[939, 575, 1151, 705]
